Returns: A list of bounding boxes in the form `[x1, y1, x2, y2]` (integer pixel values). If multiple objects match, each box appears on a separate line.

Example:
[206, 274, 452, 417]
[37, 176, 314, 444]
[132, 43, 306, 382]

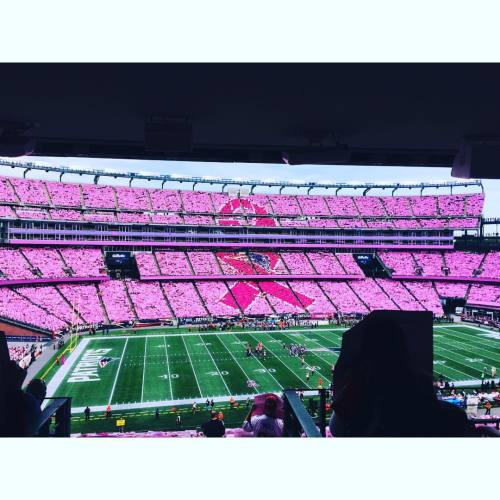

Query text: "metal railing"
[37, 397, 72, 437]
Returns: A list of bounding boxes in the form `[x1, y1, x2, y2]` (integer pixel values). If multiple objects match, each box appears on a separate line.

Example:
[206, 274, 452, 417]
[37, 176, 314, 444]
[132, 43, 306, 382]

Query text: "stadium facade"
[0, 161, 498, 337]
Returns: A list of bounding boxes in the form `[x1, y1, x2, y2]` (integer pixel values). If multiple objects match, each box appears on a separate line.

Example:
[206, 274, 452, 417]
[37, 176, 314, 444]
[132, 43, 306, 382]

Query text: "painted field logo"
[247, 379, 258, 388]
[98, 357, 114, 368]
[67, 348, 113, 383]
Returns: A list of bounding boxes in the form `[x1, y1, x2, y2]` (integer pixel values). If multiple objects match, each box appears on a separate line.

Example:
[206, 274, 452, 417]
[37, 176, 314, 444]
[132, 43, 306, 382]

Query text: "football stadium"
[1, 160, 499, 437]
[1, 63, 500, 440]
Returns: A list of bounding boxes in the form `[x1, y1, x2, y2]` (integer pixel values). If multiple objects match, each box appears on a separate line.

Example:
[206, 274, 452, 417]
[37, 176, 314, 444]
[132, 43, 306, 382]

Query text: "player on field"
[176, 414, 182, 427]
[84, 406, 91, 421]
[300, 355, 305, 367]
[192, 402, 198, 415]
[105, 404, 111, 419]
[306, 370, 310, 382]
[492, 366, 497, 379]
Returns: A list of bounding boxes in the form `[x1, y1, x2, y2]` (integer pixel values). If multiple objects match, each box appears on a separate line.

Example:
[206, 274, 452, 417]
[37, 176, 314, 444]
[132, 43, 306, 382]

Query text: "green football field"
[47, 324, 500, 413]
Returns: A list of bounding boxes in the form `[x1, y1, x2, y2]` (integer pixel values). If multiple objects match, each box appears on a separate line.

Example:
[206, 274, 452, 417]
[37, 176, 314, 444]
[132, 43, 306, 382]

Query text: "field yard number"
[433, 360, 446, 365]
[207, 370, 229, 376]
[159, 373, 179, 379]
[254, 368, 276, 374]
[465, 358, 483, 363]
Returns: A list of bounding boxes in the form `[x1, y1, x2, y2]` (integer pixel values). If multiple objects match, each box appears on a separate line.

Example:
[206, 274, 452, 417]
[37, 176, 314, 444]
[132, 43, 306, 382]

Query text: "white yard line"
[140, 336, 147, 403]
[181, 335, 204, 398]
[163, 335, 173, 400]
[197, 335, 232, 395]
[89, 327, 348, 341]
[215, 335, 260, 393]
[434, 329, 500, 363]
[108, 338, 129, 405]
[247, 332, 314, 389]
[224, 333, 284, 390]
[436, 326, 500, 350]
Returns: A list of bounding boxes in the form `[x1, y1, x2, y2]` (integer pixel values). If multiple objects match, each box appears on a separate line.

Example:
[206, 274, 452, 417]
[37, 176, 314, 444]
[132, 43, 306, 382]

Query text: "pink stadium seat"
[183, 215, 215, 225]
[413, 252, 445, 276]
[434, 282, 469, 298]
[58, 284, 106, 323]
[335, 254, 363, 275]
[259, 281, 307, 314]
[188, 251, 222, 275]
[227, 281, 273, 315]
[82, 184, 117, 209]
[15, 207, 49, 219]
[216, 252, 256, 274]
[181, 191, 214, 213]
[17, 286, 79, 324]
[149, 189, 182, 211]
[349, 279, 399, 310]
[438, 195, 466, 216]
[46, 181, 82, 207]
[0, 205, 16, 218]
[156, 251, 192, 275]
[9, 178, 50, 205]
[297, 195, 331, 215]
[324, 196, 358, 216]
[444, 251, 483, 277]
[378, 251, 416, 276]
[381, 196, 413, 216]
[403, 281, 443, 316]
[267, 194, 302, 216]
[150, 213, 184, 224]
[288, 281, 336, 315]
[126, 281, 172, 319]
[0, 287, 66, 331]
[98, 281, 135, 322]
[59, 248, 106, 277]
[375, 279, 424, 311]
[465, 194, 484, 216]
[279, 218, 309, 227]
[195, 281, 241, 315]
[410, 196, 438, 216]
[162, 282, 207, 317]
[467, 284, 500, 307]
[22, 248, 66, 278]
[0, 177, 18, 203]
[50, 209, 83, 221]
[280, 252, 315, 274]
[0, 248, 35, 279]
[480, 251, 500, 279]
[83, 211, 117, 222]
[116, 212, 150, 224]
[307, 252, 346, 275]
[135, 253, 160, 277]
[353, 196, 386, 216]
[320, 281, 368, 314]
[115, 187, 150, 210]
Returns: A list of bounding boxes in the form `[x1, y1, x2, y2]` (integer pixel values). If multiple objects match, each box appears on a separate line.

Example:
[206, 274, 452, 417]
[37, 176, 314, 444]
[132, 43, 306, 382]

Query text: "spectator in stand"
[243, 394, 284, 437]
[201, 410, 226, 437]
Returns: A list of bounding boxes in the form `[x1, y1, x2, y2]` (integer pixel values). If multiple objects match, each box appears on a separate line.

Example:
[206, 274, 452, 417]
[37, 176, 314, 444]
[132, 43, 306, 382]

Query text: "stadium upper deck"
[0, 168, 497, 334]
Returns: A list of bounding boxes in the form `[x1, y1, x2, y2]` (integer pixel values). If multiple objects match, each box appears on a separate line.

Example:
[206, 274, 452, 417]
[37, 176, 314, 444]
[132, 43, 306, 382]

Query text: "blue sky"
[5, 156, 500, 218]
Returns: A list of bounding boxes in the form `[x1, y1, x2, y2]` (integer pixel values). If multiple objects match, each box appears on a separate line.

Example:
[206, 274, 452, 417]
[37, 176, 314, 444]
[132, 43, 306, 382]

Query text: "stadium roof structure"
[0, 158, 483, 194]
[1, 64, 500, 178]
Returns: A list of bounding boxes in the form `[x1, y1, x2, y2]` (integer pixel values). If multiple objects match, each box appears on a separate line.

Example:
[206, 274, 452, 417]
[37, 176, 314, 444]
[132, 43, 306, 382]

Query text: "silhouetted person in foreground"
[329, 312, 477, 437]
[201, 410, 226, 437]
